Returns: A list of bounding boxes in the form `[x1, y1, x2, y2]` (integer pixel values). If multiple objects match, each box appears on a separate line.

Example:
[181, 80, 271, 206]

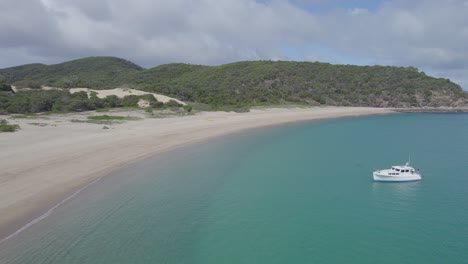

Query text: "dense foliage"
[0, 57, 142, 89]
[0, 90, 179, 114]
[1, 57, 466, 108]
[0, 83, 13, 92]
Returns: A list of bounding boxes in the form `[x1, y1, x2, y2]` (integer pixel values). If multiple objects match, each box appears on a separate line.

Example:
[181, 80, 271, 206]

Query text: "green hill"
[0, 57, 143, 89]
[1, 57, 466, 108]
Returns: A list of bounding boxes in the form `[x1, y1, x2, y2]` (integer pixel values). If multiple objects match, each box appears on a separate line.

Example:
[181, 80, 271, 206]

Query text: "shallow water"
[1, 113, 468, 263]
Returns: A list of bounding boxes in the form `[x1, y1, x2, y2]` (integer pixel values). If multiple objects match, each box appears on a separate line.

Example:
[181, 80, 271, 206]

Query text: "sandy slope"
[0, 107, 393, 238]
[68, 87, 186, 105]
[40, 86, 186, 105]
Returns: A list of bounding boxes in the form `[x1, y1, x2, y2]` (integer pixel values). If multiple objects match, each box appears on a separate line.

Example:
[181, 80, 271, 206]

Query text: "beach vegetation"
[0, 83, 14, 93]
[148, 109, 187, 118]
[87, 115, 128, 121]
[150, 101, 164, 108]
[10, 113, 39, 119]
[165, 99, 183, 107]
[0, 119, 20, 132]
[0, 89, 181, 114]
[71, 115, 141, 125]
[145, 108, 154, 115]
[28, 122, 48, 127]
[183, 104, 193, 113]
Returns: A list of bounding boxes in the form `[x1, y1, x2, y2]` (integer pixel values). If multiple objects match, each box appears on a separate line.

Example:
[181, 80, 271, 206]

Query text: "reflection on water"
[372, 181, 422, 201]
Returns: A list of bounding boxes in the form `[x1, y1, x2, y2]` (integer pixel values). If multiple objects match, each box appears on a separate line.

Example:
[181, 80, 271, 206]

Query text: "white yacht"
[373, 162, 422, 182]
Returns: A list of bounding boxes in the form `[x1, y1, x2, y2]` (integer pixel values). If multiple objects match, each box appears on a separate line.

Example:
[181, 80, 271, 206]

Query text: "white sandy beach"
[0, 107, 393, 237]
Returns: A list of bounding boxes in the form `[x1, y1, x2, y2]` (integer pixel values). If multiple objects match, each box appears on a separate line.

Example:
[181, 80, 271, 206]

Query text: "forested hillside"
[1, 57, 466, 108]
[0, 57, 142, 89]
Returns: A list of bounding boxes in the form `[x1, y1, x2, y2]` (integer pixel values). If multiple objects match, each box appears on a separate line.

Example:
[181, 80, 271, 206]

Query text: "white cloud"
[312, 0, 468, 87]
[0, 0, 467, 89]
[348, 8, 369, 16]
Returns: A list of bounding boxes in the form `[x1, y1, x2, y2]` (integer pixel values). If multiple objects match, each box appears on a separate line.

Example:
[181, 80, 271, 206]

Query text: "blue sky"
[0, 0, 467, 89]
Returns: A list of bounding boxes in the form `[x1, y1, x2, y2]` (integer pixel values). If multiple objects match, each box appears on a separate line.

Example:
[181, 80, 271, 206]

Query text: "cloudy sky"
[1, 0, 467, 88]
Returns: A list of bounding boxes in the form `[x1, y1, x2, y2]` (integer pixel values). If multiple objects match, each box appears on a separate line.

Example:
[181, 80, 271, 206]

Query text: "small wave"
[0, 176, 103, 245]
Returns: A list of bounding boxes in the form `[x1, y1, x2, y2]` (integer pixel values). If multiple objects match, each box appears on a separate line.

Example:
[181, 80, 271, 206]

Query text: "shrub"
[0, 119, 20, 132]
[139, 94, 157, 102]
[165, 99, 182, 107]
[87, 115, 127, 120]
[145, 108, 154, 115]
[102, 95, 123, 108]
[150, 101, 164, 108]
[0, 83, 13, 92]
[183, 104, 193, 112]
[121, 95, 140, 107]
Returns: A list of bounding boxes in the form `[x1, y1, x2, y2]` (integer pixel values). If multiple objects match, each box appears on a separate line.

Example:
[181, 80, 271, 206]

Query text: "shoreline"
[393, 107, 468, 113]
[0, 107, 394, 241]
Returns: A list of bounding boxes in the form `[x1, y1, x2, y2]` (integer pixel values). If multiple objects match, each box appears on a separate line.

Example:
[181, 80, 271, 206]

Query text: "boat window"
[396, 169, 400, 172]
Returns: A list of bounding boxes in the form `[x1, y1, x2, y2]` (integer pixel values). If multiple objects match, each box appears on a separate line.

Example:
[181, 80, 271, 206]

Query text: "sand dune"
[0, 107, 393, 239]
[68, 87, 186, 105]
[39, 86, 185, 105]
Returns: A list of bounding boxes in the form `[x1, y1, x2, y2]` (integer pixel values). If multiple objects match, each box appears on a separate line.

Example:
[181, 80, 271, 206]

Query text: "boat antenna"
[404, 154, 411, 166]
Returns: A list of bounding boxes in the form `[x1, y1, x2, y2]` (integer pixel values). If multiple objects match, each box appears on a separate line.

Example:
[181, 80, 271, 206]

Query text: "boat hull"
[373, 172, 422, 182]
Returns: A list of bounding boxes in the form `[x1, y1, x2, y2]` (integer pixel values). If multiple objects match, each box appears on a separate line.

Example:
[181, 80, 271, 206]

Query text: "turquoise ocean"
[1, 113, 468, 263]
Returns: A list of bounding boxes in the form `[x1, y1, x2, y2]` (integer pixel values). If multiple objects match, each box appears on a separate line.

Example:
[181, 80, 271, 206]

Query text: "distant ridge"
[0, 57, 143, 89]
[1, 56, 466, 107]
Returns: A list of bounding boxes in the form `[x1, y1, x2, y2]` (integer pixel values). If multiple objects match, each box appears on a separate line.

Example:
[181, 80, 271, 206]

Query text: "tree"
[0, 83, 13, 93]
[121, 95, 140, 107]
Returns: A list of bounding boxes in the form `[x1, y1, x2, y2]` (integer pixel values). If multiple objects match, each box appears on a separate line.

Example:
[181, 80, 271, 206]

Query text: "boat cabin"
[391, 166, 415, 174]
